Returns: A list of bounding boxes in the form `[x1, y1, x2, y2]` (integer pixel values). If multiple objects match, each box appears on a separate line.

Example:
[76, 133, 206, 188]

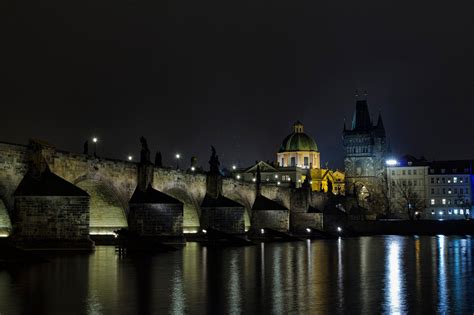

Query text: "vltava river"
[1, 236, 473, 314]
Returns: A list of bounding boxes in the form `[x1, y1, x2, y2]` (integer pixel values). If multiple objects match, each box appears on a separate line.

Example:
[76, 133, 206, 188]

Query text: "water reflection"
[1, 236, 474, 314]
[384, 237, 406, 314]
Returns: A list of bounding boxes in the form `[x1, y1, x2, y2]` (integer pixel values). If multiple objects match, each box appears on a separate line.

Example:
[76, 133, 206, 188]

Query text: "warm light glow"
[128, 155, 133, 161]
[277, 181, 281, 185]
[176, 153, 181, 159]
[236, 175, 241, 179]
[232, 165, 237, 170]
[0, 233, 9, 237]
[202, 229, 207, 234]
[274, 174, 278, 178]
[92, 137, 98, 143]
[306, 227, 311, 233]
[386, 159, 398, 166]
[191, 166, 195, 171]
[337, 226, 342, 232]
[260, 228, 265, 234]
[252, 178, 256, 182]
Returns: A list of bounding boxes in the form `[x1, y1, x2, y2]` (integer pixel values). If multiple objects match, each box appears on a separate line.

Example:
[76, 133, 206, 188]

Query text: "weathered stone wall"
[251, 210, 289, 232]
[200, 206, 245, 234]
[13, 196, 90, 240]
[0, 143, 28, 212]
[129, 203, 183, 236]
[290, 213, 323, 232]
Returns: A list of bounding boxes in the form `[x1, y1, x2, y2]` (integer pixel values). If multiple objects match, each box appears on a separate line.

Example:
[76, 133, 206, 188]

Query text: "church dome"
[279, 121, 318, 152]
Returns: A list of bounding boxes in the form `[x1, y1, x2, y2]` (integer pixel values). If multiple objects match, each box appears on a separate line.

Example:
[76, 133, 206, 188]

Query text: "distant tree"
[394, 180, 425, 220]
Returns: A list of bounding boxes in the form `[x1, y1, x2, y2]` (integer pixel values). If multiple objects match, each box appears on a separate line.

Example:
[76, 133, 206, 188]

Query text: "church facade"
[342, 95, 388, 204]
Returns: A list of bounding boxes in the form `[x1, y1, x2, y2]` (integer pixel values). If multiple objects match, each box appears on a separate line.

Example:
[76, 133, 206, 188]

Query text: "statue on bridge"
[209, 146, 220, 174]
[155, 151, 163, 168]
[140, 136, 151, 164]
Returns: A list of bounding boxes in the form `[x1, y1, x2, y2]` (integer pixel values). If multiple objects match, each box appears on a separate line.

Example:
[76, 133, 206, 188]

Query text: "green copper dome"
[278, 121, 318, 152]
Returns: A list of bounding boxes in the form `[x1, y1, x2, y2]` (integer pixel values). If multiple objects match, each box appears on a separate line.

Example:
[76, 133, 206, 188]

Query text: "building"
[277, 121, 320, 169]
[426, 160, 473, 220]
[342, 94, 388, 205]
[234, 121, 344, 193]
[386, 156, 429, 219]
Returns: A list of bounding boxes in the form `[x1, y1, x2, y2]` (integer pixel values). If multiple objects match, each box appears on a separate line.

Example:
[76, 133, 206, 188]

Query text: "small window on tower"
[304, 157, 309, 166]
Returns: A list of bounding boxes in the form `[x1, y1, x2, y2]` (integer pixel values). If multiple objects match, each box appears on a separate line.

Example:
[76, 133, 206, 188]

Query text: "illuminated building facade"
[386, 156, 429, 218]
[426, 160, 473, 219]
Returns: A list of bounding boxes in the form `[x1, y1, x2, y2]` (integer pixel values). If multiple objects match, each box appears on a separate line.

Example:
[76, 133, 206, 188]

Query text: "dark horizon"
[2, 0, 474, 169]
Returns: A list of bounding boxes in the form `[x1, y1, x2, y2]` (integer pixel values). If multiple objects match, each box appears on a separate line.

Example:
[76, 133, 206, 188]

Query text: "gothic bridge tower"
[342, 93, 388, 206]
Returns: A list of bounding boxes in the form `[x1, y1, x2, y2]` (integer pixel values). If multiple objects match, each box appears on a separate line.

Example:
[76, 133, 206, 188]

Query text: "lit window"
[442, 199, 446, 205]
[448, 209, 452, 214]
[431, 199, 435, 205]
[460, 209, 464, 215]
[453, 177, 458, 183]
[467, 209, 470, 215]
[448, 189, 452, 194]
[454, 209, 458, 215]
[439, 211, 444, 215]
[431, 210, 435, 215]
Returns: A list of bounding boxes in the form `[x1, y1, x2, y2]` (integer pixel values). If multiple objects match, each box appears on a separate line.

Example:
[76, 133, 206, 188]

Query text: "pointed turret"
[375, 112, 386, 136]
[351, 98, 372, 131]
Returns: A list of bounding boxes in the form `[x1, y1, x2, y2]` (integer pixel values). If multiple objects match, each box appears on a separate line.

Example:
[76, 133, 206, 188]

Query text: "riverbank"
[347, 219, 474, 236]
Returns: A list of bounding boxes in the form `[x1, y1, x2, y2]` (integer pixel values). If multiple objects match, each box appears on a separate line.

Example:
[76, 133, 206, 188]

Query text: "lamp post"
[128, 155, 133, 161]
[176, 153, 181, 170]
[92, 137, 98, 157]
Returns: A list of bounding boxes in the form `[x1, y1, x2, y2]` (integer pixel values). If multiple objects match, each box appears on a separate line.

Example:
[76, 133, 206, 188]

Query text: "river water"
[0, 235, 473, 314]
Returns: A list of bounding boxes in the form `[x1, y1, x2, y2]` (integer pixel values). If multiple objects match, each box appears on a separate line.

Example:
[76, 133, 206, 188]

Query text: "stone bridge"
[0, 141, 326, 235]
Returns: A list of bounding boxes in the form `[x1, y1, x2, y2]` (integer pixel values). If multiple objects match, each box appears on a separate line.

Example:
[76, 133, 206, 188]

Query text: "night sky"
[2, 0, 474, 169]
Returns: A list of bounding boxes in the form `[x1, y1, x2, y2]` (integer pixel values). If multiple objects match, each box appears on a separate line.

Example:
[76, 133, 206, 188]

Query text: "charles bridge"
[0, 140, 331, 239]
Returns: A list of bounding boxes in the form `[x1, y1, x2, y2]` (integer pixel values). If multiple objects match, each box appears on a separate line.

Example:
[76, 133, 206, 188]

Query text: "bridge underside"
[76, 180, 128, 235]
[0, 199, 11, 236]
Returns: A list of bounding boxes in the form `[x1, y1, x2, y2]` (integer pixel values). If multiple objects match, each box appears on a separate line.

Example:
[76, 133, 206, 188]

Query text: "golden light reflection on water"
[2, 237, 474, 314]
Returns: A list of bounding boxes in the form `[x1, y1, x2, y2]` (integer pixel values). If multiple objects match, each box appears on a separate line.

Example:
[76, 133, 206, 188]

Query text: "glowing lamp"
[260, 228, 265, 234]
[386, 159, 398, 166]
[306, 228, 311, 233]
[337, 226, 342, 233]
[202, 229, 207, 234]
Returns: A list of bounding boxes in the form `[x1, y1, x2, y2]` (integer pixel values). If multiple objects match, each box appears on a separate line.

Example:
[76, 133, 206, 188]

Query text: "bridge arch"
[161, 186, 201, 233]
[74, 178, 128, 234]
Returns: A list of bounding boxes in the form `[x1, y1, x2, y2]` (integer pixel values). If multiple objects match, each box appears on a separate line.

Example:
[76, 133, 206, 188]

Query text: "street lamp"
[175, 153, 181, 170]
[128, 155, 133, 161]
[232, 165, 237, 170]
[92, 137, 98, 157]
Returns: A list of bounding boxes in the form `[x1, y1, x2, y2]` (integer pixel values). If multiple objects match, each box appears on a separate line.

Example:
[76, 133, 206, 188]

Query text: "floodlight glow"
[386, 159, 398, 166]
[236, 175, 241, 179]
[337, 226, 342, 232]
[306, 227, 311, 233]
[92, 137, 98, 143]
